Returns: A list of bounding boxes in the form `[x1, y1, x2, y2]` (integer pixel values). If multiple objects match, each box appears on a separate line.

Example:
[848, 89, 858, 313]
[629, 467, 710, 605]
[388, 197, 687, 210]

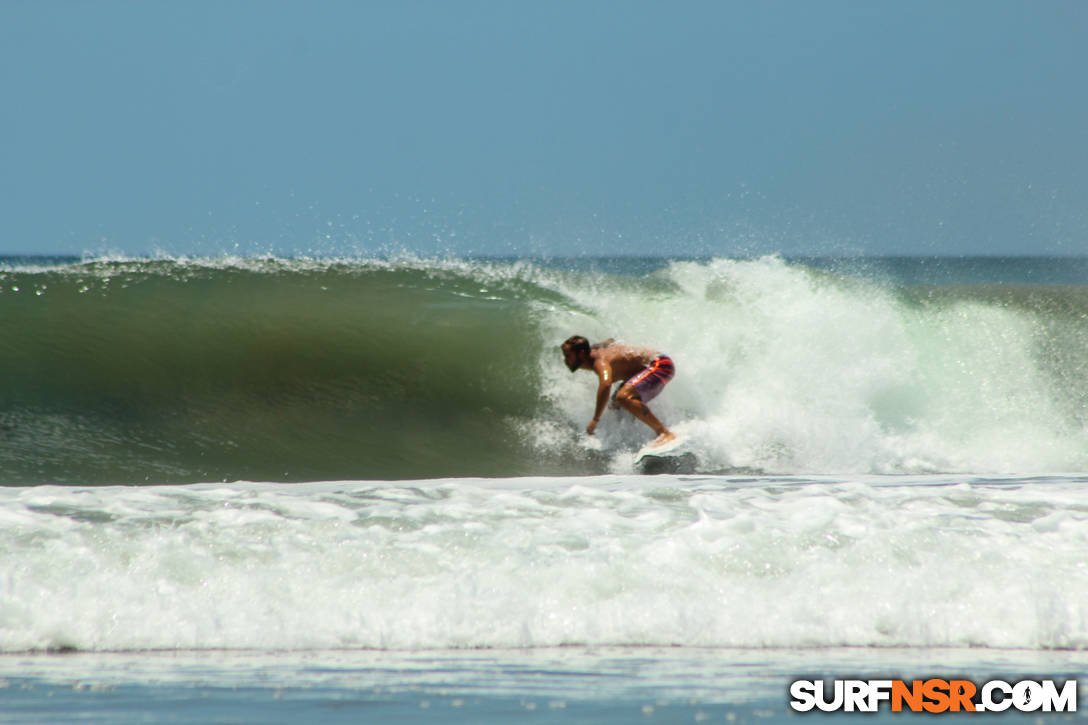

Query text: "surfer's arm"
[587, 362, 613, 434]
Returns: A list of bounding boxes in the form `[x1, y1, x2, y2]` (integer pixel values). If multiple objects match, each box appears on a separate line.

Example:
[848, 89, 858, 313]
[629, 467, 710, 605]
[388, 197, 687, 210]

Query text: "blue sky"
[2, 0, 1086, 257]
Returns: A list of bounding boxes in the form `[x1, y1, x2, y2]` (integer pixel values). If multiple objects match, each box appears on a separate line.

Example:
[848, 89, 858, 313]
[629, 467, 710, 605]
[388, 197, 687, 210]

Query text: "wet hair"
[562, 335, 590, 372]
[562, 335, 590, 356]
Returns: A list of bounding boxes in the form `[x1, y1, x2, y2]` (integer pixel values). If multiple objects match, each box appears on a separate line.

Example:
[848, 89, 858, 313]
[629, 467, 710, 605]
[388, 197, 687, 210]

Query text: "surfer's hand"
[586, 419, 598, 435]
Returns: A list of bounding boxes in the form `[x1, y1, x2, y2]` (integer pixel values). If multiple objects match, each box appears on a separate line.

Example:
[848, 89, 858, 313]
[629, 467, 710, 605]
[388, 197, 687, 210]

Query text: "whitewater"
[2, 254, 1087, 723]
[3, 474, 1088, 653]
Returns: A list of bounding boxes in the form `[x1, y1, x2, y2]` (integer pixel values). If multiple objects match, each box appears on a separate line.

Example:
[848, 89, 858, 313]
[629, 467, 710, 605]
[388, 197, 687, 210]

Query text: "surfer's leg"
[614, 384, 674, 445]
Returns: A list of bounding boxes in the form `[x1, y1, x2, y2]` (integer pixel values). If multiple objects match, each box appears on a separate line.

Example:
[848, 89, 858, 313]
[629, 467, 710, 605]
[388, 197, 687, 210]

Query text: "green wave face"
[0, 259, 591, 483]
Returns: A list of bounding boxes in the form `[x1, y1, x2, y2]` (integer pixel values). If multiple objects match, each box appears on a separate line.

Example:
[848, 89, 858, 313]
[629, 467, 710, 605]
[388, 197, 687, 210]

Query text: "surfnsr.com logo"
[789, 679, 1077, 713]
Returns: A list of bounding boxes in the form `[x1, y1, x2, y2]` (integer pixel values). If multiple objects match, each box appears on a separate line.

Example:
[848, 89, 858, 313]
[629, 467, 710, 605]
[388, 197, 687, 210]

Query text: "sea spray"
[540, 256, 1088, 474]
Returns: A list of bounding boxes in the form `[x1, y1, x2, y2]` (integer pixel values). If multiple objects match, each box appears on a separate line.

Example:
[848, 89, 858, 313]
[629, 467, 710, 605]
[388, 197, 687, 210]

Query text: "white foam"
[1, 476, 1086, 653]
[535, 256, 1088, 474]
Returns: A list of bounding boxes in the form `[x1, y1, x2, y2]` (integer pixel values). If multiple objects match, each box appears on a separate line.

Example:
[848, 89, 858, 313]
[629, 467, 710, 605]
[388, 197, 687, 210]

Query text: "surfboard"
[635, 435, 696, 474]
[635, 435, 686, 460]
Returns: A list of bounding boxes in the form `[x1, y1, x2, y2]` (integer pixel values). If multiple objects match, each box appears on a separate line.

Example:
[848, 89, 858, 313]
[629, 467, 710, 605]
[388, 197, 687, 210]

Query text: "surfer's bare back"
[561, 335, 676, 448]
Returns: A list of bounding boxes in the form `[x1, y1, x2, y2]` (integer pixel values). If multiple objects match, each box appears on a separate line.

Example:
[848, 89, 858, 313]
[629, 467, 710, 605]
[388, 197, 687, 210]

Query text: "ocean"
[1, 254, 1087, 723]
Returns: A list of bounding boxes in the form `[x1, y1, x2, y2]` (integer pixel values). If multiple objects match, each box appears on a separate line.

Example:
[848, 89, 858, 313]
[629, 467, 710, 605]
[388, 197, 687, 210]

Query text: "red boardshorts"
[621, 355, 675, 403]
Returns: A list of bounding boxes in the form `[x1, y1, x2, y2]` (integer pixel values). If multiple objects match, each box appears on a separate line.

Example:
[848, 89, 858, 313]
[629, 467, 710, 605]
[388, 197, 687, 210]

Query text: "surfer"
[561, 335, 676, 449]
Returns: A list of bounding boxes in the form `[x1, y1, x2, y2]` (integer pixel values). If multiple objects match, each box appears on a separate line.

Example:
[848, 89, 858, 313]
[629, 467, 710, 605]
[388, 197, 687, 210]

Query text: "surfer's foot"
[648, 431, 676, 449]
